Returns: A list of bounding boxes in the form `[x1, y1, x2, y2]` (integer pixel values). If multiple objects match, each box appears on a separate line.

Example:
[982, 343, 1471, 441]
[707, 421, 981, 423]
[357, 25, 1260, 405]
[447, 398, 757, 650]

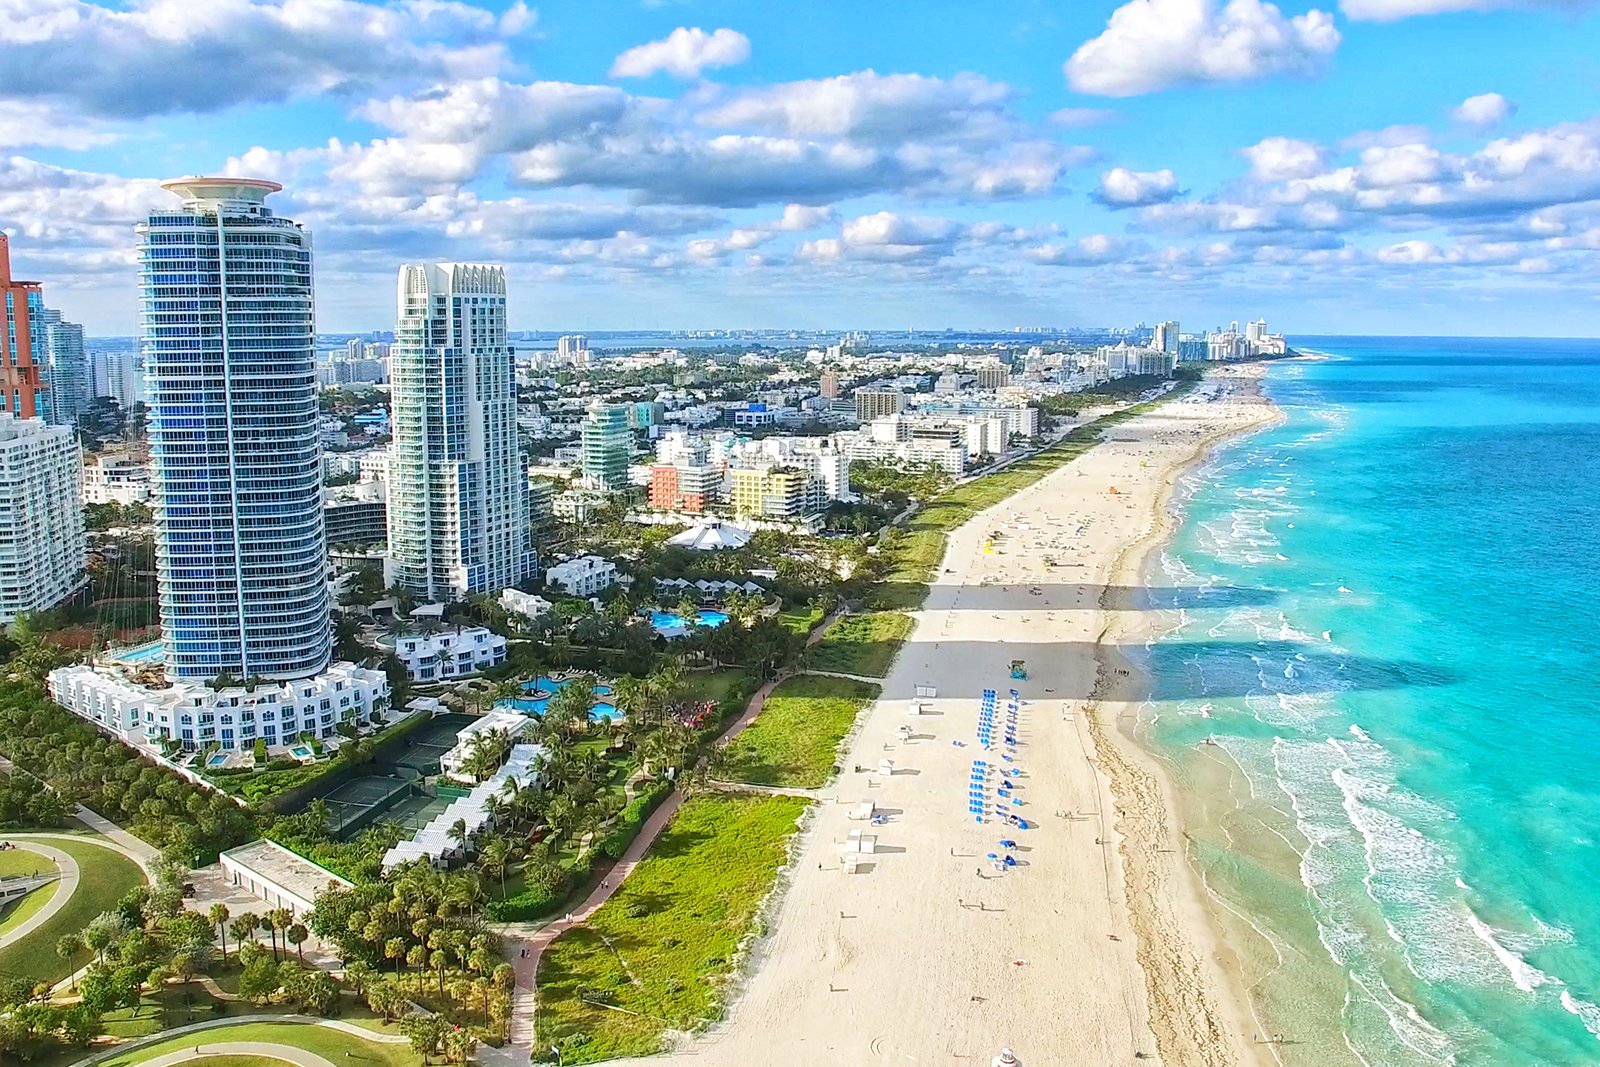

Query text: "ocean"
[1140, 337, 1600, 1066]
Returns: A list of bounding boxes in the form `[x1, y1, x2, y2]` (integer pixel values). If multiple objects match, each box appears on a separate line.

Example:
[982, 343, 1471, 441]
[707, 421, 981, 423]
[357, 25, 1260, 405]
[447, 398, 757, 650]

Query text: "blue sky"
[5, 0, 1600, 336]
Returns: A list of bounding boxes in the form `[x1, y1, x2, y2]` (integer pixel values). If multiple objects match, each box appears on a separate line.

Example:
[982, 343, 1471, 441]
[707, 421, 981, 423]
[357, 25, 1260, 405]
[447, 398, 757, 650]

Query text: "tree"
[208, 903, 231, 960]
[230, 913, 260, 958]
[287, 923, 309, 962]
[477, 836, 512, 897]
[444, 1026, 478, 1065]
[238, 954, 280, 1005]
[385, 937, 407, 973]
[297, 969, 340, 1016]
[429, 948, 448, 998]
[267, 907, 293, 962]
[55, 934, 83, 990]
[400, 1013, 448, 1064]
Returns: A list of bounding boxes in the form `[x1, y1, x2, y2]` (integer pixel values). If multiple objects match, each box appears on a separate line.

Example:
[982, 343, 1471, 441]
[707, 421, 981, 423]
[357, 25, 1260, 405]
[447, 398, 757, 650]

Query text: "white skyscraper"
[557, 334, 589, 367]
[0, 413, 85, 622]
[139, 177, 331, 681]
[387, 262, 530, 602]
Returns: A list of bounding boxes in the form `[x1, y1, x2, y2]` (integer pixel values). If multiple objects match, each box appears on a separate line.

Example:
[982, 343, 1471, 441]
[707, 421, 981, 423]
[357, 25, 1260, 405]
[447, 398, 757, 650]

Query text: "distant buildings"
[819, 368, 841, 399]
[0, 413, 86, 622]
[557, 334, 589, 367]
[386, 262, 531, 602]
[324, 481, 387, 546]
[581, 400, 631, 491]
[975, 360, 1011, 390]
[82, 454, 151, 506]
[0, 235, 48, 421]
[729, 466, 821, 521]
[42, 311, 89, 426]
[854, 388, 907, 422]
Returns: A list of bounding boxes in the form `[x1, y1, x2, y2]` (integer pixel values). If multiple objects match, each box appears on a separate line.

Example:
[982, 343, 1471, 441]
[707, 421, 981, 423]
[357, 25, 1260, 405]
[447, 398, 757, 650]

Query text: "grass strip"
[535, 793, 808, 1062]
[717, 676, 880, 788]
[0, 836, 145, 985]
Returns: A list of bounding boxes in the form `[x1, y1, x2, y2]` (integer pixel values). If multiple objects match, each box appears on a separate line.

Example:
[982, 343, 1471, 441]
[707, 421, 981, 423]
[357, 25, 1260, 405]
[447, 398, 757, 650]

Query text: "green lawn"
[101, 983, 384, 1037]
[776, 603, 825, 636]
[99, 1021, 418, 1067]
[806, 611, 913, 678]
[0, 835, 146, 985]
[0, 879, 60, 939]
[536, 793, 809, 1063]
[679, 668, 753, 707]
[0, 851, 51, 878]
[716, 676, 880, 788]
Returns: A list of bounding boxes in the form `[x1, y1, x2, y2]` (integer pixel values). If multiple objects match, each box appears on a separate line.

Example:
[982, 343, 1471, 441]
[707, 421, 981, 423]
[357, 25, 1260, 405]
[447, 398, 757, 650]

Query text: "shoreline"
[601, 364, 1288, 1066]
[1086, 362, 1287, 1065]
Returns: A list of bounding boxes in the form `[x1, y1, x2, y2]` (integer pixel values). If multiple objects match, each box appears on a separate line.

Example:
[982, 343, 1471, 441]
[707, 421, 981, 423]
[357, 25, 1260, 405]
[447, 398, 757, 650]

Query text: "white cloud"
[609, 26, 751, 79]
[1065, 0, 1340, 97]
[699, 71, 1013, 144]
[1095, 167, 1182, 206]
[1048, 107, 1118, 128]
[1340, 0, 1593, 20]
[1242, 136, 1326, 180]
[0, 0, 518, 119]
[778, 204, 836, 230]
[1454, 92, 1516, 131]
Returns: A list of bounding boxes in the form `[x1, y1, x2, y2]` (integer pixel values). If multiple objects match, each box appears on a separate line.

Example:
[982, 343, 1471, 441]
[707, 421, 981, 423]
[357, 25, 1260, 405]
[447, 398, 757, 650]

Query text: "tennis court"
[391, 717, 472, 776]
[320, 776, 415, 838]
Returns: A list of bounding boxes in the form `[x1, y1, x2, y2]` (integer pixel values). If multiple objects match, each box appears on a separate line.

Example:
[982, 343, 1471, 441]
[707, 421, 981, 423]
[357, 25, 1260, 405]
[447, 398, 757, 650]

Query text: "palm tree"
[230, 913, 260, 957]
[287, 923, 309, 961]
[267, 907, 293, 962]
[207, 903, 231, 960]
[384, 936, 406, 973]
[478, 835, 513, 897]
[429, 948, 449, 998]
[448, 817, 470, 859]
[55, 934, 83, 990]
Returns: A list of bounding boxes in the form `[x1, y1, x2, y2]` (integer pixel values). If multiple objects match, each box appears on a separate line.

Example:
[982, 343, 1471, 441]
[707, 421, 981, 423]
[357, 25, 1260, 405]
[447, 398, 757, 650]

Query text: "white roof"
[665, 521, 753, 551]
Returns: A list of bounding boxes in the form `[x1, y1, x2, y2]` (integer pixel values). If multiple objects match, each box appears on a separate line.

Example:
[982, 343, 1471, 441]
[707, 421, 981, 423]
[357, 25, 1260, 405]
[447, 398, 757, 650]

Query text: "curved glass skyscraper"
[387, 262, 530, 602]
[139, 178, 331, 681]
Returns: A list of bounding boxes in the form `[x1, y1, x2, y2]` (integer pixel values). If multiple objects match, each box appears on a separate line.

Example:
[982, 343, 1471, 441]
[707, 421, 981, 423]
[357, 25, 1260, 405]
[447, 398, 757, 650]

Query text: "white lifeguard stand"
[915, 682, 937, 698]
[877, 758, 895, 776]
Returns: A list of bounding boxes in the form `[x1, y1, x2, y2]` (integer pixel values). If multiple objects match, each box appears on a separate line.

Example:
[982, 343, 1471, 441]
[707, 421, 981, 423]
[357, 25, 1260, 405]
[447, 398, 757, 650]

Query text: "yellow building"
[729, 466, 814, 519]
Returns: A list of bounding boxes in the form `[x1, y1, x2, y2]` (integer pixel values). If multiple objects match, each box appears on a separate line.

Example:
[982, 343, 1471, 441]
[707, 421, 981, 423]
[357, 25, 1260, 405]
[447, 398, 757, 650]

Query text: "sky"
[5, 0, 1600, 337]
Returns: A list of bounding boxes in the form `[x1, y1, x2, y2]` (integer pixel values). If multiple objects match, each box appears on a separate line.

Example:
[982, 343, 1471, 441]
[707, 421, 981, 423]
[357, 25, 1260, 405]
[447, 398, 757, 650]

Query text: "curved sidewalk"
[0, 841, 75, 950]
[74, 1014, 411, 1065]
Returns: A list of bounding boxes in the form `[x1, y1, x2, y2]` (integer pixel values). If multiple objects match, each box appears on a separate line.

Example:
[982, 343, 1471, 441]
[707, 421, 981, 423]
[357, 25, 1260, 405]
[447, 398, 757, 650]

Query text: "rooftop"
[221, 838, 352, 895]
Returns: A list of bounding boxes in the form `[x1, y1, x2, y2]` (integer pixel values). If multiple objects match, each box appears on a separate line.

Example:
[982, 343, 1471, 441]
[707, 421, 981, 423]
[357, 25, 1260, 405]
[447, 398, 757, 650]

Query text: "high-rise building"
[139, 177, 330, 682]
[0, 234, 49, 421]
[0, 413, 85, 622]
[581, 400, 631, 491]
[819, 368, 840, 399]
[557, 334, 589, 367]
[975, 360, 1010, 390]
[854, 388, 906, 423]
[44, 312, 89, 426]
[1153, 320, 1180, 355]
[386, 262, 531, 602]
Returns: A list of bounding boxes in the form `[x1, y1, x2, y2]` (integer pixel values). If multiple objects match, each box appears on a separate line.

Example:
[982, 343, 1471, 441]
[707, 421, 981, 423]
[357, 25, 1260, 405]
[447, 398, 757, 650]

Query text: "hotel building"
[0, 413, 86, 622]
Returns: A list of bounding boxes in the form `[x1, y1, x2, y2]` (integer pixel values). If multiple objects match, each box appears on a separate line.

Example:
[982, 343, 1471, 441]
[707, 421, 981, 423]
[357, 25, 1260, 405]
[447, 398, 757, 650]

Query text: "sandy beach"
[609, 364, 1281, 1066]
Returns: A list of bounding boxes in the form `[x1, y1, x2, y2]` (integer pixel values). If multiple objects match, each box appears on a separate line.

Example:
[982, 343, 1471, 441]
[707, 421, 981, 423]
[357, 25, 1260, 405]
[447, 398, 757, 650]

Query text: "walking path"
[797, 668, 885, 685]
[704, 780, 818, 800]
[0, 841, 75, 949]
[499, 670, 794, 1054]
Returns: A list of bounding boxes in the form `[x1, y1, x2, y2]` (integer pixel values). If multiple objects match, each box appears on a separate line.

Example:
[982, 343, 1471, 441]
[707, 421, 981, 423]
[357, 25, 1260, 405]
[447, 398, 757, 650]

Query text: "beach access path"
[594, 365, 1275, 1067]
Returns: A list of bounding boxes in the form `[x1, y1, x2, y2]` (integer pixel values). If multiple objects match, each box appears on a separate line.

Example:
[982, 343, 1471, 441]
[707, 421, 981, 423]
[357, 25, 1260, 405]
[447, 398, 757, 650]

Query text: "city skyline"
[3, 2, 1600, 338]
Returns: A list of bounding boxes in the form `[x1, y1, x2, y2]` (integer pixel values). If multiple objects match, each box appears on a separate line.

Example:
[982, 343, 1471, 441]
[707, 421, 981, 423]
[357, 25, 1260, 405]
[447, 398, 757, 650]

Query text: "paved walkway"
[704, 780, 818, 800]
[137, 1042, 335, 1067]
[796, 668, 886, 685]
[0, 841, 75, 950]
[73, 806, 161, 870]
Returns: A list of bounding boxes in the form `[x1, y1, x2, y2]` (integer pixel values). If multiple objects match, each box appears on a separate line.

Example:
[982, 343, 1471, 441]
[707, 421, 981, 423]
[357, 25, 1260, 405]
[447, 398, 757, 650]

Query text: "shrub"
[597, 781, 671, 860]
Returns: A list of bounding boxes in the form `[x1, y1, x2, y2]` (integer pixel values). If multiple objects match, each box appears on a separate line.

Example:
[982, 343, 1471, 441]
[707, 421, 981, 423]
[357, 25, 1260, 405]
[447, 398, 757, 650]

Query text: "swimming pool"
[498, 675, 620, 721]
[111, 640, 164, 664]
[205, 752, 230, 769]
[650, 609, 730, 638]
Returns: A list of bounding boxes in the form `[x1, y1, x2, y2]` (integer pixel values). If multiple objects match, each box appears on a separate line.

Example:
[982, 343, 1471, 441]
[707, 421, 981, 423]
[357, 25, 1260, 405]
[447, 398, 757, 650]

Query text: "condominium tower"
[0, 234, 49, 421]
[0, 413, 85, 622]
[138, 177, 331, 681]
[580, 400, 631, 491]
[387, 262, 530, 602]
[42, 311, 89, 426]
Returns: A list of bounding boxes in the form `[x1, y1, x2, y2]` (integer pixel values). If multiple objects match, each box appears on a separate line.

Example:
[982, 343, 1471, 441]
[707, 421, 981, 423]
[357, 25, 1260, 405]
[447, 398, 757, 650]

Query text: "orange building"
[649, 463, 716, 512]
[0, 234, 48, 420]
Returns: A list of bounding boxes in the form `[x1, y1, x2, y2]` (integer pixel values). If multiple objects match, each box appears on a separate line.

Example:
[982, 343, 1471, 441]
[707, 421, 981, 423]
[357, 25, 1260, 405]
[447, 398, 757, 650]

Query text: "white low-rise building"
[48, 659, 389, 752]
[545, 555, 619, 597]
[82, 455, 151, 505]
[500, 588, 554, 620]
[390, 627, 506, 681]
[438, 710, 530, 781]
[220, 838, 352, 916]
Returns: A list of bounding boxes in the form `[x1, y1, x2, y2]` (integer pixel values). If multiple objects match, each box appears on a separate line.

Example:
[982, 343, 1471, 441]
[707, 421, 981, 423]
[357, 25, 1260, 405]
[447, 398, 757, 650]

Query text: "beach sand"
[607, 365, 1281, 1066]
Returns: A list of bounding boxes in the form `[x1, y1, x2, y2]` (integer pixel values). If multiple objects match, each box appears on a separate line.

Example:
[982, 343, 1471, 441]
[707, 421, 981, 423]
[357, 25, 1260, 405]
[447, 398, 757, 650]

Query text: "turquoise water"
[1144, 338, 1600, 1065]
[498, 675, 618, 720]
[650, 609, 730, 637]
[112, 640, 163, 664]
